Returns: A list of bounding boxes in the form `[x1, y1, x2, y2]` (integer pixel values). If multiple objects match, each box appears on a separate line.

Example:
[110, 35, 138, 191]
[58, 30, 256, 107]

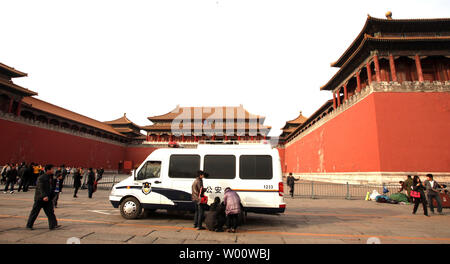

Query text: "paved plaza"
[0, 188, 449, 244]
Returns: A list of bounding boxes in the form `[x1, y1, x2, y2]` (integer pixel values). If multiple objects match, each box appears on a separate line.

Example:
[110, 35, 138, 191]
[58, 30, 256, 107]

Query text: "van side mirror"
[133, 169, 136, 180]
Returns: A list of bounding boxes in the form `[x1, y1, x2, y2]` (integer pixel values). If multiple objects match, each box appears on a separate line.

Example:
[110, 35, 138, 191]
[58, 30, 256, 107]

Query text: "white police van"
[109, 143, 286, 219]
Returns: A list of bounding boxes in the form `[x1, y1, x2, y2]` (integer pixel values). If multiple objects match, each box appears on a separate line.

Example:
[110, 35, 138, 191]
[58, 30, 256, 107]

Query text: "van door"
[135, 160, 162, 205]
[167, 154, 201, 210]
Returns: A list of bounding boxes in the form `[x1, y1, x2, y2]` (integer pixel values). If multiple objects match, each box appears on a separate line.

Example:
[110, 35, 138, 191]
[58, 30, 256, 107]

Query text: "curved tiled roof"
[0, 62, 27, 78]
[0, 78, 38, 96]
[22, 97, 124, 137]
[148, 105, 265, 121]
[104, 113, 143, 129]
[331, 16, 450, 68]
[321, 35, 450, 91]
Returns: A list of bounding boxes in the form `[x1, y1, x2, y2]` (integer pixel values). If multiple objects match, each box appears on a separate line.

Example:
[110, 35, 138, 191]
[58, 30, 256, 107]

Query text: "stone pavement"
[0, 188, 449, 244]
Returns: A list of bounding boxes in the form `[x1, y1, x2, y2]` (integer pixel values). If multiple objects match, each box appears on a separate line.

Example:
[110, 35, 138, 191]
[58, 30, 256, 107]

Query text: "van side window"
[169, 155, 200, 178]
[239, 155, 273, 180]
[137, 161, 161, 180]
[204, 155, 236, 179]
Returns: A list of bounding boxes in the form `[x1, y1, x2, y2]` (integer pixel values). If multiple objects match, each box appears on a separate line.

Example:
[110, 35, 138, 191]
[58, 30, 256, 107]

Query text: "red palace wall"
[284, 93, 381, 174]
[0, 118, 126, 170]
[284, 92, 450, 175]
[277, 147, 287, 174]
[374, 92, 450, 172]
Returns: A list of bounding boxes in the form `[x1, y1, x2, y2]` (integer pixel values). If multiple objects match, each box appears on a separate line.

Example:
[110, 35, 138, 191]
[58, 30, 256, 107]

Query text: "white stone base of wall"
[285, 172, 450, 185]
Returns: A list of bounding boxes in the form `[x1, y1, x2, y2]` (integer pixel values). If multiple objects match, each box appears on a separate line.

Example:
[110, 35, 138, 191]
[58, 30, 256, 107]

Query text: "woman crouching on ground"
[223, 187, 241, 233]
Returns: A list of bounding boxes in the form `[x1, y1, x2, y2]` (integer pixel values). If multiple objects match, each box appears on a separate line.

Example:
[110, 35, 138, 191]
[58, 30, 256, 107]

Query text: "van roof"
[196, 143, 272, 150]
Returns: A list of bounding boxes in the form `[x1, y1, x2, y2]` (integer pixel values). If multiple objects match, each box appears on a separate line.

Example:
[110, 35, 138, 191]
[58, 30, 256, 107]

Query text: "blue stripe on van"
[115, 186, 192, 202]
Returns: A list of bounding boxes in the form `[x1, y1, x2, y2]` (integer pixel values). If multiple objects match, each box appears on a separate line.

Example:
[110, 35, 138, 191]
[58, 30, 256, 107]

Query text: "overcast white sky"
[2, 0, 449, 136]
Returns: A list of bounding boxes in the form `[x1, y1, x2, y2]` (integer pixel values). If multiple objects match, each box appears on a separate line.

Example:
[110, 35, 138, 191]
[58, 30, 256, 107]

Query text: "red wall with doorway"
[124, 146, 158, 170]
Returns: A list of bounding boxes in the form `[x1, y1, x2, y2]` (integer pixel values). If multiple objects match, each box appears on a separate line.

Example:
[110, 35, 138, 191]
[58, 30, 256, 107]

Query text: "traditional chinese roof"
[147, 105, 265, 122]
[281, 111, 308, 129]
[0, 62, 28, 78]
[0, 78, 38, 97]
[286, 100, 334, 142]
[104, 113, 143, 129]
[320, 35, 450, 91]
[22, 96, 124, 137]
[104, 114, 144, 137]
[331, 15, 450, 68]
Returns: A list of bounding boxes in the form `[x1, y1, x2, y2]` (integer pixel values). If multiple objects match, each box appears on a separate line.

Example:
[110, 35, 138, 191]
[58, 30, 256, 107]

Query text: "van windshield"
[137, 161, 161, 180]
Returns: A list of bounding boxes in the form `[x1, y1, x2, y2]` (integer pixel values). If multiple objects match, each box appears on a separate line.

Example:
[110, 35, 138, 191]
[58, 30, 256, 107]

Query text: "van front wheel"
[120, 197, 142, 219]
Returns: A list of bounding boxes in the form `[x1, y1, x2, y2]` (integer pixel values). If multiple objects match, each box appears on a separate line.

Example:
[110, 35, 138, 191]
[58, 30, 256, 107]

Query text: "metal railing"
[62, 173, 130, 190]
[283, 181, 450, 200]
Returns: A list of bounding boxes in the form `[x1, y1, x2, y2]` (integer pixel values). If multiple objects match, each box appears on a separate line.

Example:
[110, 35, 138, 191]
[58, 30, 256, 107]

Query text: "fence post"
[311, 181, 315, 199]
[346, 182, 351, 200]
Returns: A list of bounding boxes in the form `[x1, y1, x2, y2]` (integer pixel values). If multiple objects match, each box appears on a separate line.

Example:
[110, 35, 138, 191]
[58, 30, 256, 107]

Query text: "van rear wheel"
[120, 197, 142, 219]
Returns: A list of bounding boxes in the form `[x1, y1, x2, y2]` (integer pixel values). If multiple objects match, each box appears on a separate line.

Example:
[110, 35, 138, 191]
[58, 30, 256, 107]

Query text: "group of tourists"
[399, 174, 445, 216]
[1, 162, 104, 199]
[191, 170, 242, 233]
[1, 162, 58, 194]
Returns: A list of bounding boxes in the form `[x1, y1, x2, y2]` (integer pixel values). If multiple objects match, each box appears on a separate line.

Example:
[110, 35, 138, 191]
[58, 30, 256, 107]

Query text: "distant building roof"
[104, 113, 144, 137]
[147, 105, 265, 122]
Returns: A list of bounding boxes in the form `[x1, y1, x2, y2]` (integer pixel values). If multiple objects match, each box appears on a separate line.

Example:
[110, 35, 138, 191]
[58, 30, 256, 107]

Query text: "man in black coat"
[17, 163, 27, 192]
[26, 164, 60, 230]
[73, 167, 82, 198]
[87, 168, 95, 198]
[286, 173, 299, 198]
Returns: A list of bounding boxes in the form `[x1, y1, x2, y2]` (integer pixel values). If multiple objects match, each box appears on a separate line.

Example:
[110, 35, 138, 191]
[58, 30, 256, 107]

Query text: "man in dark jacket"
[60, 164, 67, 192]
[287, 173, 299, 198]
[26, 164, 60, 230]
[73, 167, 82, 198]
[87, 168, 95, 198]
[424, 174, 443, 215]
[17, 163, 27, 192]
[192, 170, 206, 230]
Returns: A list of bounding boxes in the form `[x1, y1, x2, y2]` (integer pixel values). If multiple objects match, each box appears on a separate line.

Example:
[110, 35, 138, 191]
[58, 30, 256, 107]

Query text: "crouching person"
[223, 187, 241, 233]
[205, 197, 226, 232]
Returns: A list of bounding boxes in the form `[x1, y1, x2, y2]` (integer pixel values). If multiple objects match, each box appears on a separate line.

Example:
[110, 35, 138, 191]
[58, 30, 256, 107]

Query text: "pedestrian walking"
[3, 164, 17, 194]
[60, 164, 67, 192]
[73, 167, 82, 198]
[26, 164, 61, 230]
[17, 162, 27, 192]
[223, 187, 241, 233]
[22, 163, 33, 192]
[404, 175, 413, 202]
[286, 173, 299, 198]
[411, 175, 428, 216]
[192, 170, 207, 230]
[424, 174, 443, 215]
[52, 172, 63, 208]
[87, 168, 95, 198]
